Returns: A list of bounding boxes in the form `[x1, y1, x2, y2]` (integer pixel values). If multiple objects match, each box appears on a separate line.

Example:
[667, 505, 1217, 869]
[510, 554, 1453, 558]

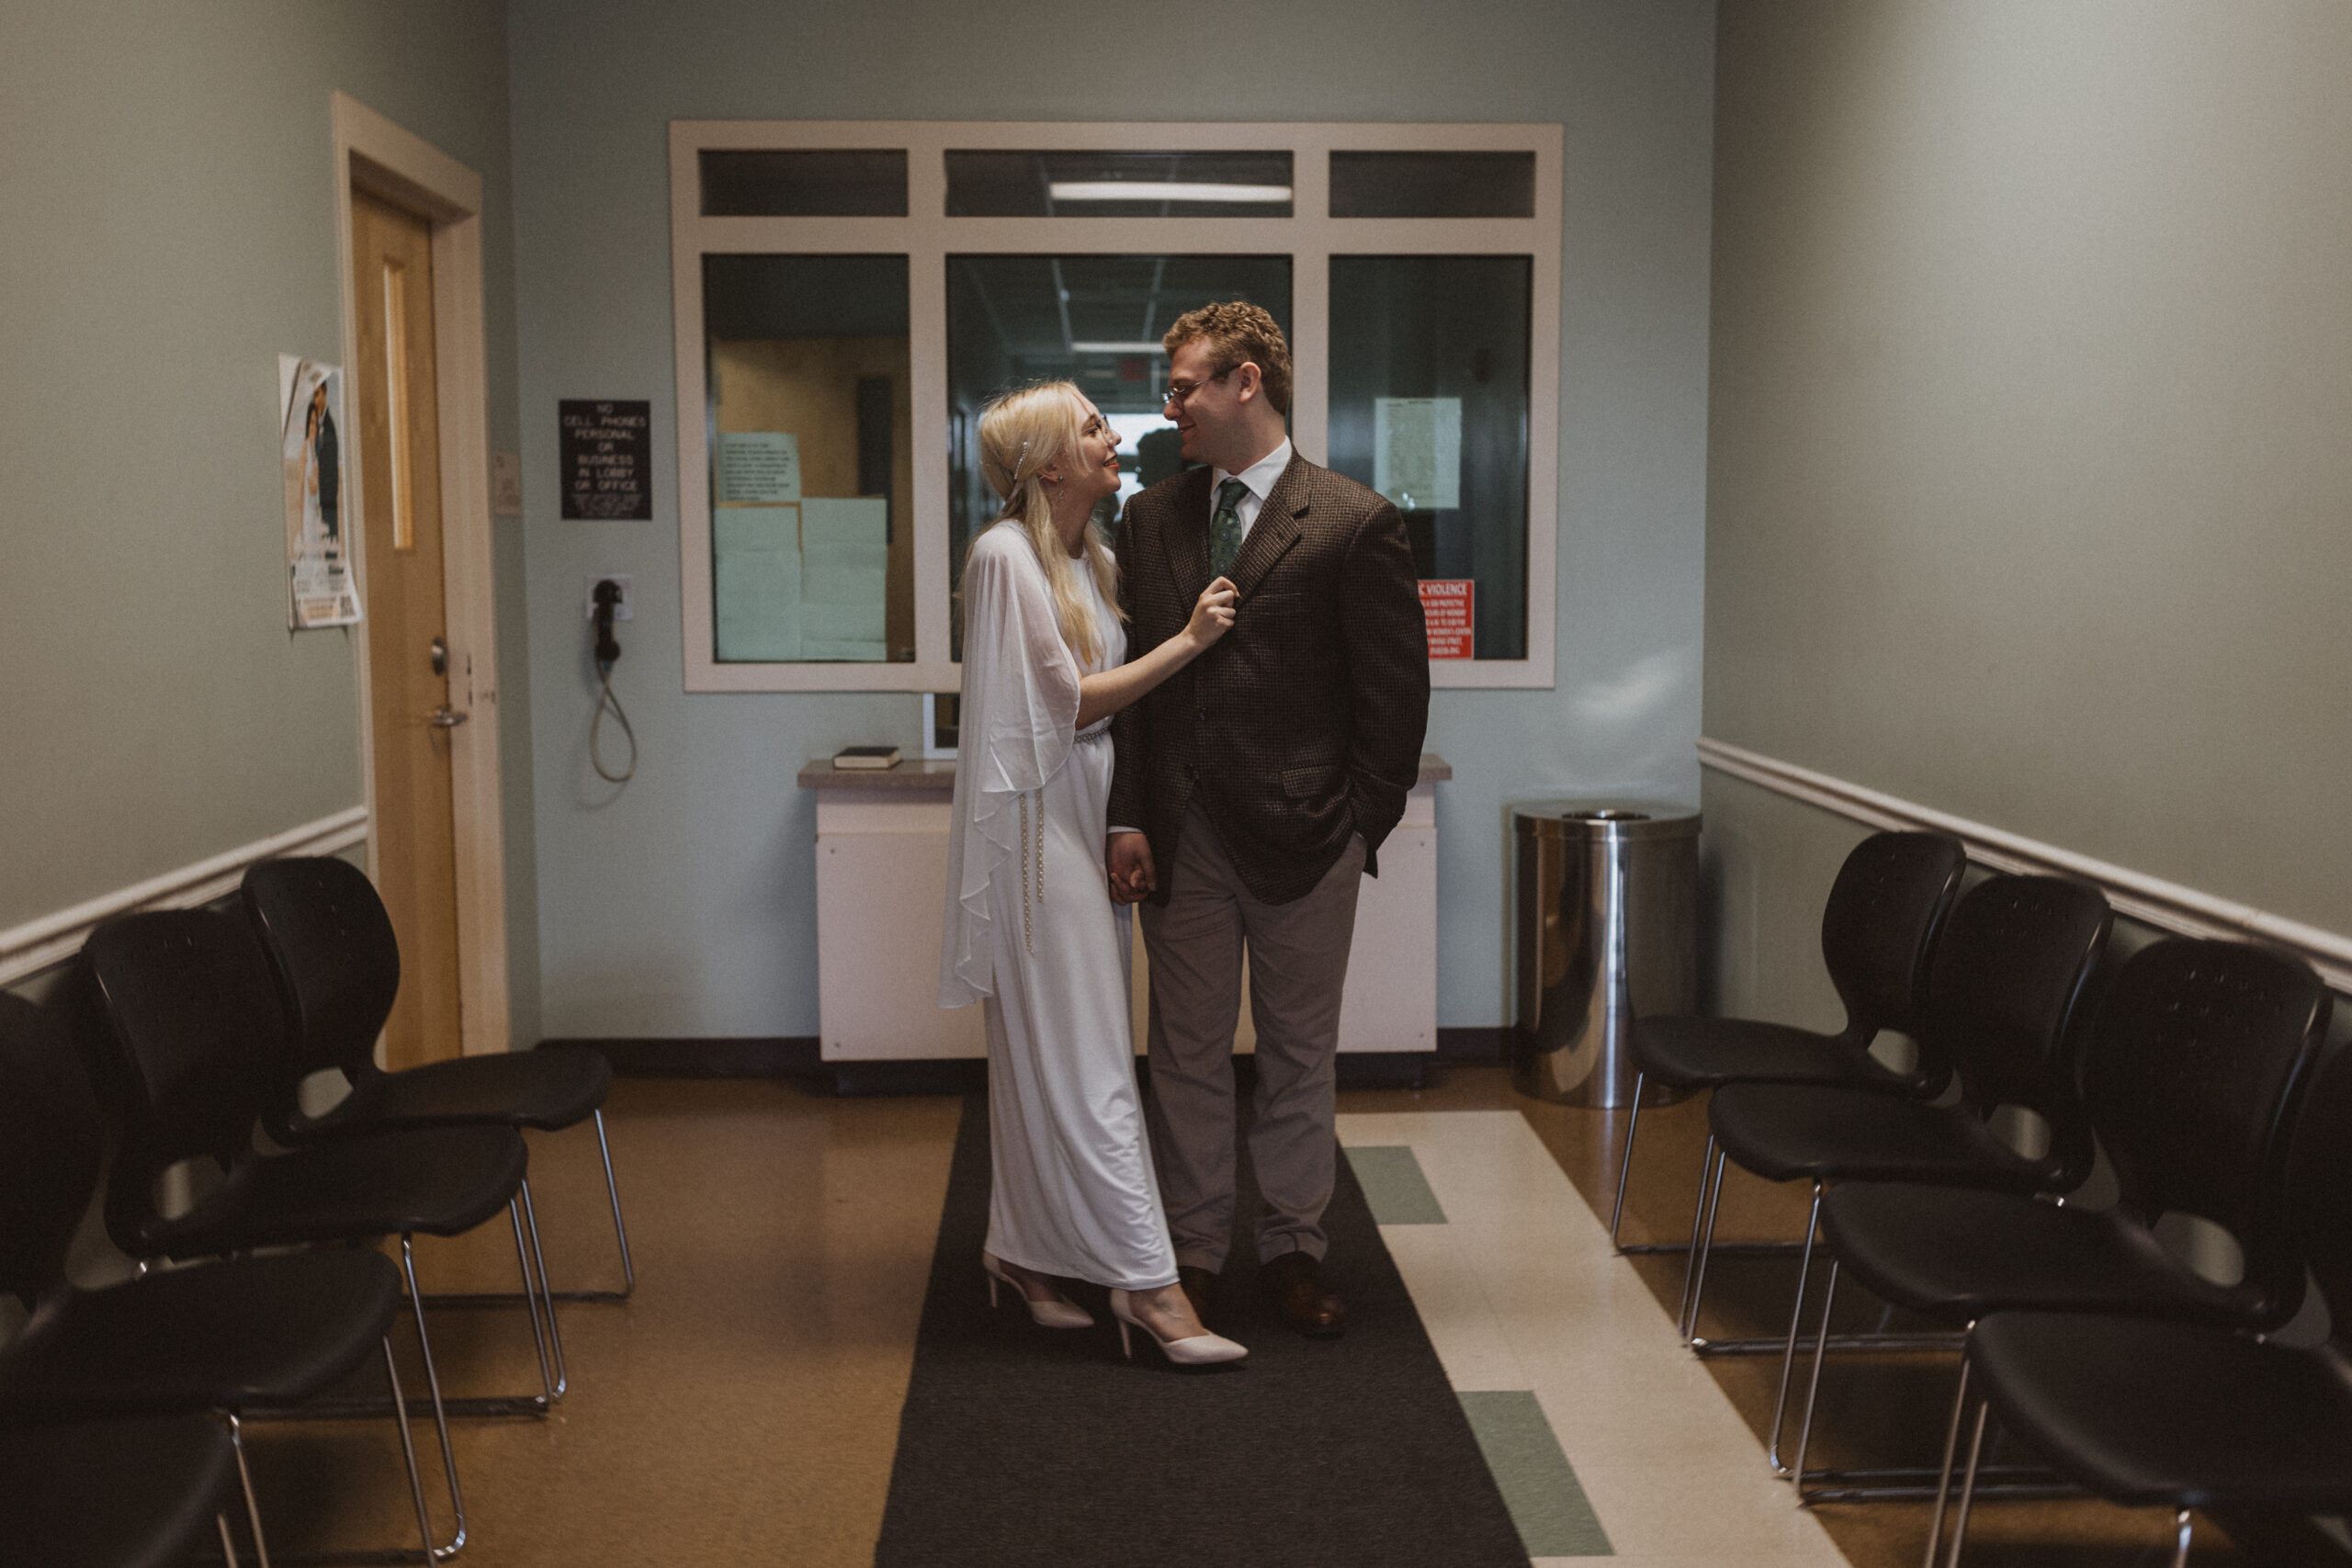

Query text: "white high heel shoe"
[1109, 1288, 1248, 1366]
[983, 1252, 1093, 1329]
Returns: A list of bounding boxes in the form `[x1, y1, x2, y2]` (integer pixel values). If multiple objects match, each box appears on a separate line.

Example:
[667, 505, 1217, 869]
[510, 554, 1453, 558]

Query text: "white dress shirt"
[1210, 437, 1295, 545]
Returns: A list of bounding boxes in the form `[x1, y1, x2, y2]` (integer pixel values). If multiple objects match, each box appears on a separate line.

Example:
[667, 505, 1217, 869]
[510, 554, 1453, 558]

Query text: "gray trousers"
[1140, 804, 1366, 1271]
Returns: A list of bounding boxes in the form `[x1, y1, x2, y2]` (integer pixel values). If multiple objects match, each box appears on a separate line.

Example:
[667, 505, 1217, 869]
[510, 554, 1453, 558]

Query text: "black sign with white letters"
[559, 400, 651, 520]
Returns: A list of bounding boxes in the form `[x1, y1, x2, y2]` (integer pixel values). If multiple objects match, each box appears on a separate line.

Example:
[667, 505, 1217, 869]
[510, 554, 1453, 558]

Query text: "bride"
[938, 381, 1246, 1366]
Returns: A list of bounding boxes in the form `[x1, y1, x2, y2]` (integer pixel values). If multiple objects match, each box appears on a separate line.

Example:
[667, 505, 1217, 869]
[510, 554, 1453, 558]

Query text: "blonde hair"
[975, 382, 1123, 666]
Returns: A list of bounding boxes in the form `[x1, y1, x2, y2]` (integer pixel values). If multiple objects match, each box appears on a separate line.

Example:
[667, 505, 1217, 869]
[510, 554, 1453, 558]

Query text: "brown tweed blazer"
[1109, 453, 1430, 906]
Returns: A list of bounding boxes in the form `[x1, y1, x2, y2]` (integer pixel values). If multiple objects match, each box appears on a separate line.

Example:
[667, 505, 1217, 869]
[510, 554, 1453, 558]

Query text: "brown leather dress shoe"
[1261, 1250, 1345, 1338]
[1177, 1265, 1219, 1327]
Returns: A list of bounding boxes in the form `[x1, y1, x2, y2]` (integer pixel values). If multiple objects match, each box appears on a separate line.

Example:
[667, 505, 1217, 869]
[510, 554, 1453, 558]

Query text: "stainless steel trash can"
[1512, 805, 1701, 1107]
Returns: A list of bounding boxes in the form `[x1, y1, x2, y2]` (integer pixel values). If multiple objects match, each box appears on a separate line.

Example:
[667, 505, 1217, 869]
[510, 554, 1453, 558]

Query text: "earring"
[1044, 472, 1062, 485]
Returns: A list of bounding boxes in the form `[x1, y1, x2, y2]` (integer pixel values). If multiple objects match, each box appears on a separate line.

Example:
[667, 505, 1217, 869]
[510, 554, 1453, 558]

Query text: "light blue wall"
[0, 1, 538, 1035]
[507, 0, 1717, 1038]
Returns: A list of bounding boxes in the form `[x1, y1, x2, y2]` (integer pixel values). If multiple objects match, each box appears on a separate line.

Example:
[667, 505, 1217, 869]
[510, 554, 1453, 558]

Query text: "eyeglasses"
[1080, 412, 1113, 441]
[1162, 367, 1235, 408]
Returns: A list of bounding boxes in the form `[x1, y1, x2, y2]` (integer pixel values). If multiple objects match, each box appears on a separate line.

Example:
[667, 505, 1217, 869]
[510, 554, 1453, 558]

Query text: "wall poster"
[1374, 397, 1463, 513]
[1419, 578, 1475, 660]
[718, 431, 802, 503]
[280, 355, 362, 628]
[560, 399, 653, 519]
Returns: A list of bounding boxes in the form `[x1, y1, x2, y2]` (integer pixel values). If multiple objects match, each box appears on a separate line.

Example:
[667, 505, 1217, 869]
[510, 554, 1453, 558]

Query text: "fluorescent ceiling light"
[1069, 341, 1168, 355]
[1047, 181, 1292, 204]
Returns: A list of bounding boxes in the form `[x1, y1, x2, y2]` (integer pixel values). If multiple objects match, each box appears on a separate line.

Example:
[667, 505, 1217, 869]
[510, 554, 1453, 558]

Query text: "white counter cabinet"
[806, 755, 1450, 1062]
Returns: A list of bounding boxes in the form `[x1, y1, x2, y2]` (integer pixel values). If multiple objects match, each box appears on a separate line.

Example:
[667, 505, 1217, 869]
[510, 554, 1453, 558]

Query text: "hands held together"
[1108, 833, 1155, 904]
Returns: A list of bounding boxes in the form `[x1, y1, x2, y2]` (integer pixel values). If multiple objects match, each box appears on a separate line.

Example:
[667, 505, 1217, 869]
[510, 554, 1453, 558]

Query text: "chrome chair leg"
[1922, 1349, 1973, 1568]
[516, 1179, 569, 1399]
[342, 1204, 559, 1418]
[1611, 1087, 1803, 1261]
[243, 1333, 467, 1565]
[306, 1296, 553, 1419]
[591, 1109, 638, 1298]
[1689, 1142, 1731, 1340]
[1790, 1319, 2058, 1506]
[2169, 1507, 2194, 1568]
[1608, 1082, 1645, 1250]
[381, 1335, 442, 1565]
[224, 1412, 273, 1568]
[1782, 1251, 1837, 1483]
[1678, 1138, 1724, 1338]
[1684, 1145, 1739, 1345]
[1671, 1136, 1714, 1332]
[195, 1320, 467, 1564]
[1685, 1175, 1952, 1362]
[1764, 1184, 1826, 1470]
[399, 1236, 469, 1560]
[415, 1116, 635, 1306]
[1942, 1393, 1992, 1568]
[507, 1197, 560, 1408]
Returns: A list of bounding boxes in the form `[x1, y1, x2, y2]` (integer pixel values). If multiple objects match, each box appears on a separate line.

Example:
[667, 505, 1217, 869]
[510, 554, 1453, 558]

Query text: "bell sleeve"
[937, 526, 1084, 1008]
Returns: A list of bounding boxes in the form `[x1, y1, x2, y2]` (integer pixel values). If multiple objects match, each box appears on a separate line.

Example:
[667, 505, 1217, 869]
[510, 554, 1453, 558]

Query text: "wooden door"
[351, 188, 463, 1069]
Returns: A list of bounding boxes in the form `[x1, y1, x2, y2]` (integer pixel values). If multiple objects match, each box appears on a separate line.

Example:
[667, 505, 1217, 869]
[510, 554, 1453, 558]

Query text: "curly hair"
[1162, 300, 1292, 416]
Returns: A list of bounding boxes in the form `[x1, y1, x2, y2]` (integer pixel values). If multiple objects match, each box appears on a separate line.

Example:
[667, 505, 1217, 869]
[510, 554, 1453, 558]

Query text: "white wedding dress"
[938, 523, 1178, 1292]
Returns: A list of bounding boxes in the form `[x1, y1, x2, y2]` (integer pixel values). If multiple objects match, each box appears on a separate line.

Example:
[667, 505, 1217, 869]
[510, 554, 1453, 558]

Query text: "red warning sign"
[1419, 579, 1475, 660]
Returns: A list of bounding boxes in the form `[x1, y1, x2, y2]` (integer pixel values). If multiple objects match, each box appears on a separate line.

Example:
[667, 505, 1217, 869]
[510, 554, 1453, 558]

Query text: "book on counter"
[832, 746, 901, 771]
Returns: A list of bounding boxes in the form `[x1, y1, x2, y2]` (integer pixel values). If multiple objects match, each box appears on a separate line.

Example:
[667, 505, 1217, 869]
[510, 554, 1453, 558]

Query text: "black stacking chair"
[1689, 874, 2110, 1472]
[243, 855, 635, 1303]
[0, 1416, 241, 1568]
[83, 905, 565, 1434]
[1801, 937, 2328, 1543]
[1941, 964, 2350, 1568]
[0, 991, 443, 1562]
[1612, 830, 1965, 1260]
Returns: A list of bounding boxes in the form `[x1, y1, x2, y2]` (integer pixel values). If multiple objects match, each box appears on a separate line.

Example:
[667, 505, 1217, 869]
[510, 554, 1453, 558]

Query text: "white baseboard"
[0, 807, 370, 987]
[1699, 738, 2352, 992]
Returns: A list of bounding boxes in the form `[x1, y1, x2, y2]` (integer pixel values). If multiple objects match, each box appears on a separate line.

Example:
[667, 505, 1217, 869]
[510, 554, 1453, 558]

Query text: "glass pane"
[946, 151, 1294, 217]
[1329, 152, 1536, 219]
[699, 150, 908, 217]
[944, 254, 1293, 657]
[1329, 254, 1531, 660]
[703, 254, 914, 663]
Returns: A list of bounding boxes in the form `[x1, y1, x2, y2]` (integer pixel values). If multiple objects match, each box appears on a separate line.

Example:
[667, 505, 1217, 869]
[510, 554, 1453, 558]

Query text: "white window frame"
[669, 119, 1562, 692]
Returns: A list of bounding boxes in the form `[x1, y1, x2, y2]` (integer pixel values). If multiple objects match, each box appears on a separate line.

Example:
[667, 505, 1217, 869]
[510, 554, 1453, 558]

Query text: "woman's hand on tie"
[1182, 577, 1238, 653]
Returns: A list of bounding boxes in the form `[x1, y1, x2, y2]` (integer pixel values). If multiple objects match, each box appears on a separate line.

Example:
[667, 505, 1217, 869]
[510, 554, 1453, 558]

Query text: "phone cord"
[591, 658, 638, 784]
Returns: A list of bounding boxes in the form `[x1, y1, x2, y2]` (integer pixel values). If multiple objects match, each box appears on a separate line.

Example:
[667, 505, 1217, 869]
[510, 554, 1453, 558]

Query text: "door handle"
[427, 705, 469, 729]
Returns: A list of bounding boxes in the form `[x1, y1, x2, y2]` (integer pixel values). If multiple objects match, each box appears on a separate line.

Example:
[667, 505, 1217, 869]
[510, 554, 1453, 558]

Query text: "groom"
[1107, 301, 1430, 1337]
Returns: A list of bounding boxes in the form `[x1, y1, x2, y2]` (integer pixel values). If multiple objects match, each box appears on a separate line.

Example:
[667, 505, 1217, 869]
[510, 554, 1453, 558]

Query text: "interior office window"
[946, 152, 1294, 217]
[1329, 152, 1536, 218]
[704, 254, 914, 662]
[672, 123, 1558, 691]
[1329, 254, 1532, 661]
[699, 150, 908, 216]
[944, 254, 1292, 657]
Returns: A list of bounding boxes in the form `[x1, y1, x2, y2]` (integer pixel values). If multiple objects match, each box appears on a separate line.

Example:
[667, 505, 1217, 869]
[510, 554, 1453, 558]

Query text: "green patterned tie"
[1209, 477, 1249, 577]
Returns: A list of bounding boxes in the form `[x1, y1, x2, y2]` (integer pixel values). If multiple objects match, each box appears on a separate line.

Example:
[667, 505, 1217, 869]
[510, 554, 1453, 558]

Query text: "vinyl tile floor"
[220, 1066, 2336, 1566]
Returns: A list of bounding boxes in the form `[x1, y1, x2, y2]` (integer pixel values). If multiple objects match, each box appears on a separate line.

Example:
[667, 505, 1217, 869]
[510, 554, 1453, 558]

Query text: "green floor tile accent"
[1458, 1391, 1613, 1557]
[1342, 1145, 1447, 1224]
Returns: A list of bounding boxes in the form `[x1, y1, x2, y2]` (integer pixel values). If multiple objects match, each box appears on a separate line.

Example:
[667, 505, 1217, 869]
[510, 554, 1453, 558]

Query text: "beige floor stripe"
[1340, 1109, 1851, 1568]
